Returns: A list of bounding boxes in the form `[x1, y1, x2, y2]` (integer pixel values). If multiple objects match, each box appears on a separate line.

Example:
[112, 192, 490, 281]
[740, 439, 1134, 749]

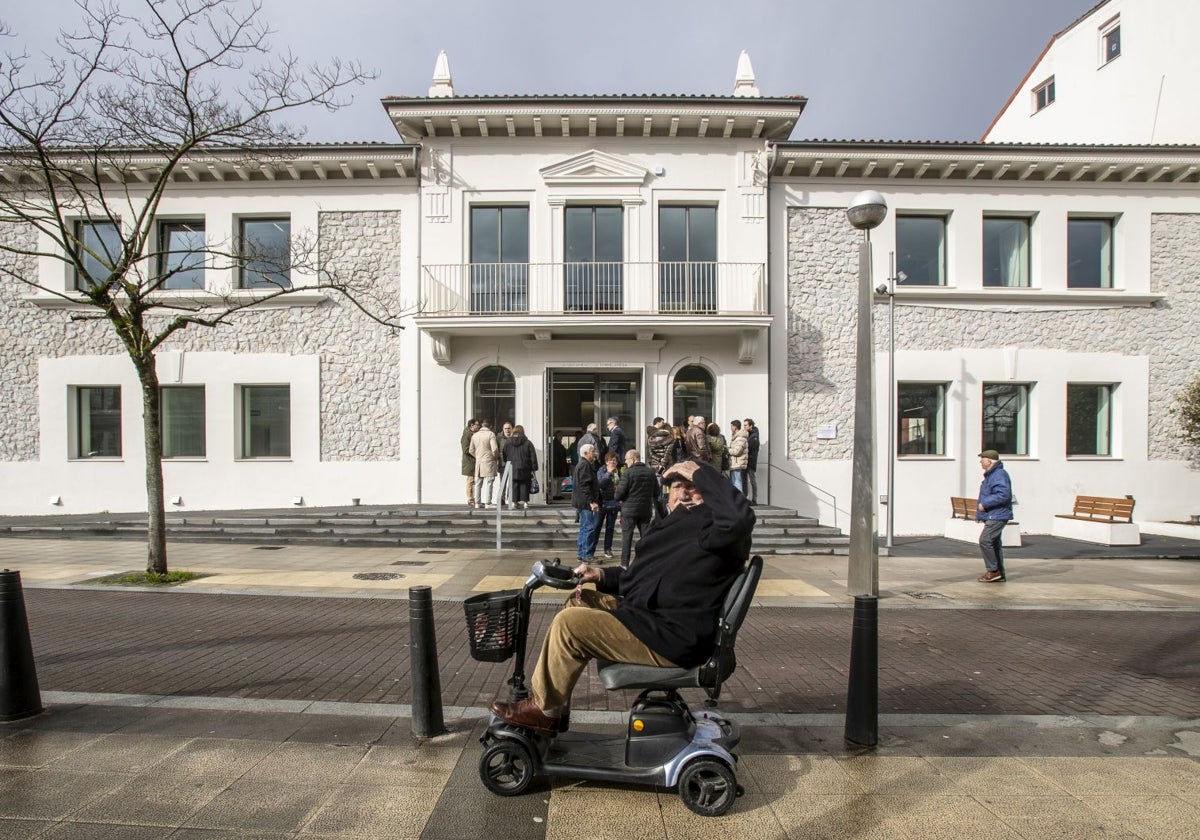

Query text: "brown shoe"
[978, 571, 1006, 583]
[488, 697, 562, 736]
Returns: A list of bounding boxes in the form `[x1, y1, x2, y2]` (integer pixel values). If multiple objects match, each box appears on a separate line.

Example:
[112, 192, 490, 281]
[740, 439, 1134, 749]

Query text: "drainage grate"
[254, 546, 285, 551]
[353, 572, 404, 581]
[391, 560, 429, 566]
[905, 591, 946, 600]
[417, 549, 450, 554]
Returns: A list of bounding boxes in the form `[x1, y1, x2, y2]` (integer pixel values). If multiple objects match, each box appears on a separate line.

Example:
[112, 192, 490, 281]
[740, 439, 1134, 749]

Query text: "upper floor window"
[659, 205, 717, 313]
[565, 206, 622, 312]
[470, 206, 529, 313]
[1033, 77, 1056, 112]
[157, 220, 206, 290]
[1067, 384, 1113, 457]
[161, 386, 206, 458]
[73, 220, 122, 291]
[1067, 217, 1114, 289]
[983, 382, 1031, 456]
[895, 215, 946, 286]
[982, 216, 1031, 288]
[898, 382, 946, 456]
[1101, 20, 1121, 65]
[74, 386, 122, 458]
[239, 218, 291, 289]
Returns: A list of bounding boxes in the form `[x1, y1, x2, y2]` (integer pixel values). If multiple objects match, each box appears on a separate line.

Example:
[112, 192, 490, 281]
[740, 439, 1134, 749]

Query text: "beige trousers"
[531, 589, 676, 715]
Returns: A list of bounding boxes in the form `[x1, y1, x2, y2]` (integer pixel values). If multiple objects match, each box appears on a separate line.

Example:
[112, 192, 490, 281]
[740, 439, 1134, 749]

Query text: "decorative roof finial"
[428, 50, 454, 98]
[733, 50, 760, 98]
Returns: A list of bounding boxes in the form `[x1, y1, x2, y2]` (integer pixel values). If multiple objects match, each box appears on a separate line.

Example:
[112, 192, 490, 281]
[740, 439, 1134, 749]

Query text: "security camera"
[875, 283, 890, 295]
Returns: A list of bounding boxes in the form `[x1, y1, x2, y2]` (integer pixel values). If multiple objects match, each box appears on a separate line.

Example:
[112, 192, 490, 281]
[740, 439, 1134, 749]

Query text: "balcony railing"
[421, 261, 766, 316]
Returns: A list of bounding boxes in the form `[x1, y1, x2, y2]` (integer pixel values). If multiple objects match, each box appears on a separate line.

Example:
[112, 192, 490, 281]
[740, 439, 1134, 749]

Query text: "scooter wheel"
[479, 740, 535, 796]
[677, 758, 737, 817]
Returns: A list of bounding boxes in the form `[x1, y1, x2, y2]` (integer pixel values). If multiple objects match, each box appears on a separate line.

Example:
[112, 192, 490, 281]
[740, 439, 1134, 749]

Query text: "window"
[161, 386, 206, 458]
[982, 383, 1030, 456]
[1067, 384, 1113, 456]
[672, 365, 714, 429]
[1102, 21, 1121, 64]
[1067, 218, 1113, 288]
[470, 207, 529, 313]
[898, 383, 946, 456]
[157, 221, 206, 290]
[73, 220, 122, 290]
[565, 206, 622, 312]
[1033, 77, 1056, 112]
[659, 206, 717, 312]
[982, 216, 1031, 287]
[239, 218, 291, 289]
[75, 386, 121, 458]
[241, 385, 290, 458]
[895, 215, 946, 286]
[473, 366, 515, 428]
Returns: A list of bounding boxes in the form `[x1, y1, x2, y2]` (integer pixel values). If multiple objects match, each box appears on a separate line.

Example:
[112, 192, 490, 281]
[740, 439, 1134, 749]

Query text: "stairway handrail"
[494, 461, 514, 551]
[768, 463, 846, 530]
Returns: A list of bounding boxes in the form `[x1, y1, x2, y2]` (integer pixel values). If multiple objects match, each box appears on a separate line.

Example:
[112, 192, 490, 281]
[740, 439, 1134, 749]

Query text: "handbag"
[530, 476, 540, 495]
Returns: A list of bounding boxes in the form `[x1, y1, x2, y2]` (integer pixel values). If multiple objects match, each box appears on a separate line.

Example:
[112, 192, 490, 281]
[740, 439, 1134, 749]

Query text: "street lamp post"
[844, 189, 887, 748]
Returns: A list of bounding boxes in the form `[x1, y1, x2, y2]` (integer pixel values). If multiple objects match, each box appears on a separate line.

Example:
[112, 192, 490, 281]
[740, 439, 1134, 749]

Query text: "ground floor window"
[474, 365, 515, 428]
[74, 386, 121, 458]
[672, 365, 714, 428]
[241, 385, 290, 458]
[1067, 383, 1113, 456]
[161, 386, 206, 458]
[898, 382, 946, 455]
[982, 382, 1030, 456]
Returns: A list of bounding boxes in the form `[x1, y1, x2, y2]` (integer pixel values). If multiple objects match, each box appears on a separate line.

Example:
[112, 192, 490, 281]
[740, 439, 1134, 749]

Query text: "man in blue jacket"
[489, 458, 754, 735]
[975, 449, 1013, 582]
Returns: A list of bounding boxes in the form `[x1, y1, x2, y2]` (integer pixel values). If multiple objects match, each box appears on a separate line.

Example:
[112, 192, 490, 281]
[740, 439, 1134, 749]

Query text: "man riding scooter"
[489, 458, 756, 735]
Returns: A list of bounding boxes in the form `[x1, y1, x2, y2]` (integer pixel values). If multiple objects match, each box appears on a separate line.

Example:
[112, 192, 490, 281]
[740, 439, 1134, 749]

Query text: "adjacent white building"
[2, 38, 1199, 535]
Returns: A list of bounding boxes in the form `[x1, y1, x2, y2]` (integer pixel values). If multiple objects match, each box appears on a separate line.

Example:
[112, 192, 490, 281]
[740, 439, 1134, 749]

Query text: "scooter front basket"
[463, 590, 521, 662]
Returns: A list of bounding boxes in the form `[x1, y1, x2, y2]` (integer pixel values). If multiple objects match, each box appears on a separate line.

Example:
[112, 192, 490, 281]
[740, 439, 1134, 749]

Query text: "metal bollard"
[844, 594, 878, 748]
[0, 569, 43, 722]
[408, 586, 447, 738]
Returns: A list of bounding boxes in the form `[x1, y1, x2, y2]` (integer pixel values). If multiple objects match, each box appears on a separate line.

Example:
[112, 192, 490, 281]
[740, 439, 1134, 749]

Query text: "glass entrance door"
[547, 370, 640, 502]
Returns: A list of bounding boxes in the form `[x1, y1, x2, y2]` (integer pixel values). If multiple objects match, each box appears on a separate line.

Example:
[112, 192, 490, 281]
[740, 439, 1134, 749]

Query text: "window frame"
[1033, 76, 1056, 112]
[72, 385, 122, 459]
[156, 220, 207, 291]
[982, 214, 1032, 288]
[1066, 383, 1115, 458]
[982, 382, 1032, 457]
[1100, 18, 1121, 66]
[1067, 216, 1115, 289]
[895, 213, 948, 287]
[897, 382, 948, 457]
[238, 217, 292, 290]
[658, 204, 718, 313]
[239, 384, 291, 459]
[72, 219, 123, 291]
[160, 385, 207, 459]
[469, 205, 530, 313]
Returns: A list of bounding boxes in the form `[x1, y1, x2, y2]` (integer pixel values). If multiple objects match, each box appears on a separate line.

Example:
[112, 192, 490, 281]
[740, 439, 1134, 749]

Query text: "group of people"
[460, 419, 539, 510]
[645, 415, 760, 503]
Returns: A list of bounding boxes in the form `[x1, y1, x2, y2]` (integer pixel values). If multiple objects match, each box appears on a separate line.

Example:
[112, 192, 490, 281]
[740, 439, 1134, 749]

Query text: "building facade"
[2, 49, 1198, 534]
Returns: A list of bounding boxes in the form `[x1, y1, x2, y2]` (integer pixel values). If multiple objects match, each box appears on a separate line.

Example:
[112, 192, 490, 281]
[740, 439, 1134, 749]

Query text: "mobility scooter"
[463, 555, 763, 816]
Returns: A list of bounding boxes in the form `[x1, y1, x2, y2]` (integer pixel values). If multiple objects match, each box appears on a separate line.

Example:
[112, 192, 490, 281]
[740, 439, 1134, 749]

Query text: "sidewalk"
[2, 535, 1198, 838]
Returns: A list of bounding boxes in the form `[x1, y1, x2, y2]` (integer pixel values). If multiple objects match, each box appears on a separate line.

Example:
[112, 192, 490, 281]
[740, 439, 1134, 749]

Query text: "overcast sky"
[5, 0, 1096, 143]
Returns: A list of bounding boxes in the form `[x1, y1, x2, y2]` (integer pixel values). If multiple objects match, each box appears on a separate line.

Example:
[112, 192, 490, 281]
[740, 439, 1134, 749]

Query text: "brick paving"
[22, 588, 1200, 717]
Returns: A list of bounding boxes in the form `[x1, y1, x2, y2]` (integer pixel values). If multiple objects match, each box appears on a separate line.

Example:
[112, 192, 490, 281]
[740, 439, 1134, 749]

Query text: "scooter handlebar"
[531, 558, 582, 590]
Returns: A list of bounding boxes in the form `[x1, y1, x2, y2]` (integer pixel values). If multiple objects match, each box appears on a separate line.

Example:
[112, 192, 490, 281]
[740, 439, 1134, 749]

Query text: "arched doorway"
[473, 365, 515, 427]
[672, 364, 714, 427]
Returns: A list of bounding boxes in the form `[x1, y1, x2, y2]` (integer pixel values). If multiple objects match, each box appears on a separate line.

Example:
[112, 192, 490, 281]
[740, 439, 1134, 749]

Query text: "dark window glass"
[565, 206, 623, 312]
[470, 206, 529, 313]
[895, 216, 945, 286]
[77, 386, 121, 457]
[672, 365, 714, 429]
[239, 219, 290, 289]
[242, 385, 290, 457]
[898, 383, 946, 456]
[982, 217, 1031, 287]
[1104, 25, 1120, 63]
[1067, 218, 1113, 288]
[658, 206, 717, 312]
[473, 366, 515, 428]
[982, 383, 1030, 456]
[1067, 384, 1112, 456]
[158, 221, 206, 290]
[161, 386, 206, 458]
[1035, 78, 1056, 111]
[73, 221, 122, 290]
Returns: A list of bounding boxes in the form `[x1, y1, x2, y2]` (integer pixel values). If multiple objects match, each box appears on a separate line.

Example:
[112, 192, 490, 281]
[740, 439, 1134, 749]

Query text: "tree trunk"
[135, 358, 168, 575]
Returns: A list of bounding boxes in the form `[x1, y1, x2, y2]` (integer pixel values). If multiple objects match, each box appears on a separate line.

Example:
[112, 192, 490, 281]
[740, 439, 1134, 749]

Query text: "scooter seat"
[596, 662, 700, 690]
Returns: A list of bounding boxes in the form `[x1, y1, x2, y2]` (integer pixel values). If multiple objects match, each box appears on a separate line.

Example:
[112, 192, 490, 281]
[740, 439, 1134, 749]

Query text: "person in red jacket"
[488, 458, 755, 736]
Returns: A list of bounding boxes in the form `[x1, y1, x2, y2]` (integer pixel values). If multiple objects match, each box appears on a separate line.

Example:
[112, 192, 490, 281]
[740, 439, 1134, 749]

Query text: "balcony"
[421, 262, 766, 317]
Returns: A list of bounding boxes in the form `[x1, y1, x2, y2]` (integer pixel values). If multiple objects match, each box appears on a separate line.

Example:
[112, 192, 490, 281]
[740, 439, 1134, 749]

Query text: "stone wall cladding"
[786, 208, 1200, 462]
[0, 209, 404, 463]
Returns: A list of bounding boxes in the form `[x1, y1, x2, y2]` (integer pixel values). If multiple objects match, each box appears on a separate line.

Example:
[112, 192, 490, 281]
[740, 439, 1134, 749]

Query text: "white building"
[984, 0, 1200, 144]
[2, 46, 1199, 535]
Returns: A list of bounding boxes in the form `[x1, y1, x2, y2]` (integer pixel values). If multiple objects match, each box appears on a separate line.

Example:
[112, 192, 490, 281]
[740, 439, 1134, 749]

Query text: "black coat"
[571, 457, 599, 509]
[747, 427, 760, 471]
[504, 434, 538, 481]
[597, 461, 755, 667]
[614, 462, 657, 519]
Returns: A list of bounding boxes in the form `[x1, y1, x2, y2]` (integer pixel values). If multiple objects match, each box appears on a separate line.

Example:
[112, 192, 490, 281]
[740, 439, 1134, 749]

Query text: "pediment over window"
[539, 150, 649, 186]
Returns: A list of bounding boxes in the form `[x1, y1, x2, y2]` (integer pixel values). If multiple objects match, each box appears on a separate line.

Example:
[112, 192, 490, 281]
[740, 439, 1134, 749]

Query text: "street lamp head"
[846, 190, 888, 231]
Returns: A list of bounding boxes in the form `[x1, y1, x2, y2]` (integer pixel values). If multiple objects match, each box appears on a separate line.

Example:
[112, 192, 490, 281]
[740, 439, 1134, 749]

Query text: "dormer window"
[1033, 77, 1056, 112]
[1101, 18, 1121, 65]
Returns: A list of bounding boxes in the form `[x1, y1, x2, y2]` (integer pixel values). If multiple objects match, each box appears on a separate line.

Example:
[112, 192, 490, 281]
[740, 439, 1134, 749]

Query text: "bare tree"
[0, 0, 404, 574]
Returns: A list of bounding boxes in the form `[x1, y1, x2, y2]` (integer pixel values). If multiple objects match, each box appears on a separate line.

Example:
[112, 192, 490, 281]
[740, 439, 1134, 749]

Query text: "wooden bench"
[944, 496, 1022, 547]
[1051, 495, 1140, 545]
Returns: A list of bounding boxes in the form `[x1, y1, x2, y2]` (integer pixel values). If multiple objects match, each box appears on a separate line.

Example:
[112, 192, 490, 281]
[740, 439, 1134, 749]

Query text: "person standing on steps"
[614, 449, 657, 568]
[461, 418, 480, 508]
[572, 443, 601, 562]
